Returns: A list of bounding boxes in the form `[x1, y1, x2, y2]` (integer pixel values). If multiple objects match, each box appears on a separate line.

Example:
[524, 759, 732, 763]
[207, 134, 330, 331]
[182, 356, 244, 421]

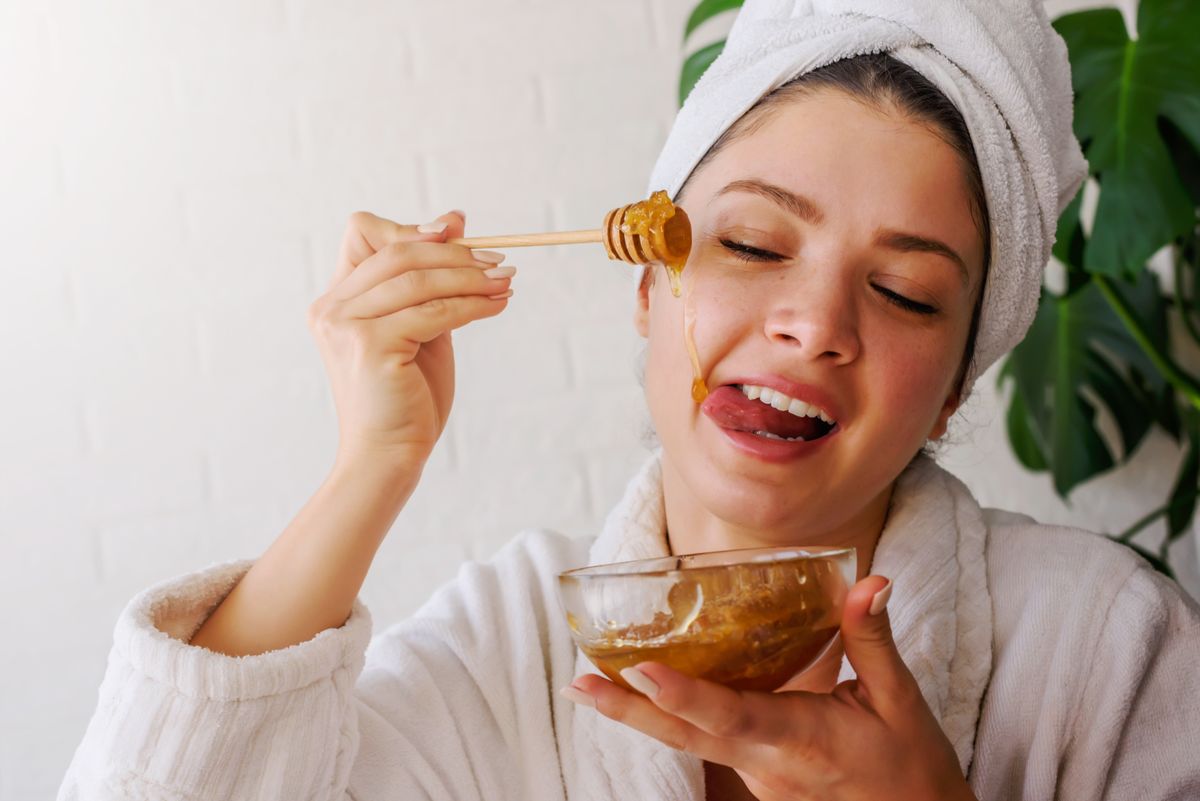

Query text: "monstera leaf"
[678, 0, 743, 106]
[683, 0, 743, 40]
[680, 41, 726, 107]
[1003, 185, 1172, 497]
[1054, 0, 1200, 277]
[1000, 266, 1169, 497]
[1000, 0, 1199, 537]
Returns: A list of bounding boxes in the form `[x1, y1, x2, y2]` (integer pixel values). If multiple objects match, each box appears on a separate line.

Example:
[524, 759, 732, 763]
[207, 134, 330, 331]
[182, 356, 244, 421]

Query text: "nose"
[762, 273, 860, 364]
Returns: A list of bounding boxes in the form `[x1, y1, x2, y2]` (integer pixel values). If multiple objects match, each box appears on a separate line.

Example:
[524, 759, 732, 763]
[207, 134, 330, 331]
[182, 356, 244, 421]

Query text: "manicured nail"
[472, 250, 506, 265]
[487, 289, 514, 300]
[620, 666, 660, 698]
[560, 686, 595, 708]
[483, 265, 516, 279]
[417, 221, 448, 234]
[869, 579, 893, 616]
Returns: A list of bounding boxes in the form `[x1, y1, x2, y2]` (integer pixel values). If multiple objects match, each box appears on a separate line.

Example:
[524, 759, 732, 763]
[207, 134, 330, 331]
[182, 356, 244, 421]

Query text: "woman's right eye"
[719, 238, 783, 262]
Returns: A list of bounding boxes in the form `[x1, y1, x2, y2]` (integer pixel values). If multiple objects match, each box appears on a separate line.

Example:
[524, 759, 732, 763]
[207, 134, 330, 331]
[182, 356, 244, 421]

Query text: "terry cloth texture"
[59, 453, 1200, 800]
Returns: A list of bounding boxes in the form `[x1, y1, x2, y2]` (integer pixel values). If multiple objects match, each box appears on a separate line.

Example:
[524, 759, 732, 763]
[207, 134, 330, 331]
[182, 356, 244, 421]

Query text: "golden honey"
[576, 556, 847, 692]
[613, 190, 707, 404]
[683, 271, 708, 403]
[620, 190, 690, 297]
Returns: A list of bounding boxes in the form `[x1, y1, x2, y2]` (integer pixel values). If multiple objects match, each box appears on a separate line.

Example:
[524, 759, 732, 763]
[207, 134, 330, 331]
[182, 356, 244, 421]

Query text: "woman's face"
[636, 88, 986, 539]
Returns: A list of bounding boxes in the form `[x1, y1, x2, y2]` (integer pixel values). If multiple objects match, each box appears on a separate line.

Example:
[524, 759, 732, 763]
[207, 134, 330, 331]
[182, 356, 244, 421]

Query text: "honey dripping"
[684, 271, 708, 403]
[619, 190, 707, 404]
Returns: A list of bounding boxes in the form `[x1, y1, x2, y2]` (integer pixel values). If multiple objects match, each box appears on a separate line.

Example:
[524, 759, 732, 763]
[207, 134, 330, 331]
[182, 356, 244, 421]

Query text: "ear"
[928, 387, 963, 440]
[634, 266, 654, 338]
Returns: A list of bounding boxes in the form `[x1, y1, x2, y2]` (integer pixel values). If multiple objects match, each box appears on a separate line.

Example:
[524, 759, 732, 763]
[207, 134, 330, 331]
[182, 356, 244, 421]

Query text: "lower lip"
[708, 422, 837, 464]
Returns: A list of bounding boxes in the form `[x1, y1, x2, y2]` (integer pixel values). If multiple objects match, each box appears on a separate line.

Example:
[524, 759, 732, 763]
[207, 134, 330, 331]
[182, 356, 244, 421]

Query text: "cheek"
[645, 271, 746, 370]
[642, 285, 687, 419]
[645, 285, 683, 362]
[643, 272, 738, 418]
[864, 321, 963, 422]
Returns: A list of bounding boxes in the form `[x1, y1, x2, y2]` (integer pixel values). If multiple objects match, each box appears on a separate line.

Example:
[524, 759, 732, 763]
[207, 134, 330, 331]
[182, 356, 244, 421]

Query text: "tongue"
[701, 385, 829, 440]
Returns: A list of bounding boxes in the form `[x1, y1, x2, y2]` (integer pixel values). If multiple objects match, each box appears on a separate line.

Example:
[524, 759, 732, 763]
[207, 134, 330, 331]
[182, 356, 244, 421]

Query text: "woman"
[59, 1, 1200, 800]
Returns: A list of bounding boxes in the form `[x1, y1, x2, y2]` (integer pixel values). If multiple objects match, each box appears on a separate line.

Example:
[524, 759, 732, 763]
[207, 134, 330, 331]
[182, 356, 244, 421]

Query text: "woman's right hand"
[307, 209, 513, 470]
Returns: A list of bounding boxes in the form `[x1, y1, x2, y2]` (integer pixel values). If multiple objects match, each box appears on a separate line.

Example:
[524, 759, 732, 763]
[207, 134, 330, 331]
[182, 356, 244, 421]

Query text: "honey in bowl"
[558, 546, 855, 692]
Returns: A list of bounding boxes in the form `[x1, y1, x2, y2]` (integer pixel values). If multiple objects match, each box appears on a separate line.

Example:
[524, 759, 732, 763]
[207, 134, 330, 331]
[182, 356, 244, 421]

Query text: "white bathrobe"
[58, 453, 1200, 800]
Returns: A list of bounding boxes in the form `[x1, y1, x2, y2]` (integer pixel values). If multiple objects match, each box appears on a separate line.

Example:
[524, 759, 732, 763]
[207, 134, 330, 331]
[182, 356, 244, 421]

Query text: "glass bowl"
[557, 545, 856, 692]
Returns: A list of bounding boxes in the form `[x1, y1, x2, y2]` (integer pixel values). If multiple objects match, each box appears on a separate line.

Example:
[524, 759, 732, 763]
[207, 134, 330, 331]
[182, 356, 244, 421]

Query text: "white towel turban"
[643, 0, 1088, 388]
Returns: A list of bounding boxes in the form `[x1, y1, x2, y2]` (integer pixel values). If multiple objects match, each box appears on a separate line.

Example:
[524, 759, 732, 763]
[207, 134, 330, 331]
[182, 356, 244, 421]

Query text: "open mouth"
[702, 384, 838, 443]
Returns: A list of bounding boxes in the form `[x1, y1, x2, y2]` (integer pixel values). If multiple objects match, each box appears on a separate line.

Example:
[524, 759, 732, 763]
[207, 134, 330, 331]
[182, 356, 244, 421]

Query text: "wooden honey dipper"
[446, 190, 692, 272]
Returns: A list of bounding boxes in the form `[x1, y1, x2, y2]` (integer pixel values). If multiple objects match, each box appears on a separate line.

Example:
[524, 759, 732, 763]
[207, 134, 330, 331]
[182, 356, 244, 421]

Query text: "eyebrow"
[715, 179, 825, 225]
[715, 178, 969, 285]
[874, 230, 970, 286]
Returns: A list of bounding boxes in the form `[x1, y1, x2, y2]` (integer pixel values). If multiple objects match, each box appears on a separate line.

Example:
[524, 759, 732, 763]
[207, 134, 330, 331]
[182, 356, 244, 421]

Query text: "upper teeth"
[739, 385, 834, 424]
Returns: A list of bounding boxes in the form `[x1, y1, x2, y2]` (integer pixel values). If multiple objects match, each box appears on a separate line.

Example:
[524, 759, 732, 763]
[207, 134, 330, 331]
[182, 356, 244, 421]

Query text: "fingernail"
[560, 686, 595, 708]
[417, 221, 448, 234]
[869, 579, 893, 616]
[487, 289, 514, 300]
[483, 265, 516, 279]
[472, 250, 506, 265]
[620, 666, 659, 698]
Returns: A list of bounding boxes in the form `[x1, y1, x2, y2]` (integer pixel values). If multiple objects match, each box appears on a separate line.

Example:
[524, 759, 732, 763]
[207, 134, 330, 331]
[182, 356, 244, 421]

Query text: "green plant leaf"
[679, 40, 725, 107]
[1052, 186, 1087, 278]
[1094, 274, 1200, 413]
[1004, 378, 1048, 471]
[1129, 363, 1183, 441]
[1053, 0, 1200, 277]
[1159, 113, 1200, 207]
[684, 0, 743, 43]
[1085, 347, 1152, 456]
[1002, 269, 1168, 496]
[1167, 430, 1200, 540]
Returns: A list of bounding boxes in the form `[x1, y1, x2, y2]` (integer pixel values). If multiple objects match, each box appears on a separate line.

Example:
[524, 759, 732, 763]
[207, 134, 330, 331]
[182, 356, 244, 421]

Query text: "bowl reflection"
[557, 546, 855, 692]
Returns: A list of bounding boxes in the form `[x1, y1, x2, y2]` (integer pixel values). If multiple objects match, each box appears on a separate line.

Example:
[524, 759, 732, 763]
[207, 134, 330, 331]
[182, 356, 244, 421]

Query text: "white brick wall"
[1, 1, 1191, 798]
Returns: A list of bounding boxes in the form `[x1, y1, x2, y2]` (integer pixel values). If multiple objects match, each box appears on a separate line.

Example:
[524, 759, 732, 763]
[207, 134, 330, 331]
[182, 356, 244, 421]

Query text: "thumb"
[444, 208, 466, 239]
[425, 209, 466, 241]
[840, 576, 914, 704]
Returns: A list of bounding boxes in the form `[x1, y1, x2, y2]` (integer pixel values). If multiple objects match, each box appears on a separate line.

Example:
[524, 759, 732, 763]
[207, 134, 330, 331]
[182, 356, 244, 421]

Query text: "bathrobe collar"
[571, 449, 992, 798]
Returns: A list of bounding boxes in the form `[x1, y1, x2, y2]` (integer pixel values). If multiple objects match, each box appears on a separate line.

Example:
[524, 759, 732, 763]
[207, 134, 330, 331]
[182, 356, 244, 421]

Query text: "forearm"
[189, 453, 422, 656]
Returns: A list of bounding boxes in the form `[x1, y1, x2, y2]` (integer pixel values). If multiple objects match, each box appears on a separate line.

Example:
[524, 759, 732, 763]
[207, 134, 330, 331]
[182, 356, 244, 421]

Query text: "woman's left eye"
[873, 284, 939, 315]
[719, 238, 783, 262]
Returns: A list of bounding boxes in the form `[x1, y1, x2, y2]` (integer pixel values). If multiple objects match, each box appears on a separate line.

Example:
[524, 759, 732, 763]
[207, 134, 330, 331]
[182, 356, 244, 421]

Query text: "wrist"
[330, 448, 425, 512]
[333, 442, 429, 481]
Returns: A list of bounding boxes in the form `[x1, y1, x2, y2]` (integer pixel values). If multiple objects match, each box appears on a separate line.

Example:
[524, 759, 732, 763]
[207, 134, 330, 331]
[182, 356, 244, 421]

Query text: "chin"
[698, 468, 825, 534]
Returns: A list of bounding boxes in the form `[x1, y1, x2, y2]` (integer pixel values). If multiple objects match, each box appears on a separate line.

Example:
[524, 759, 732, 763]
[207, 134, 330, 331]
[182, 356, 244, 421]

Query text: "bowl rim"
[557, 544, 855, 580]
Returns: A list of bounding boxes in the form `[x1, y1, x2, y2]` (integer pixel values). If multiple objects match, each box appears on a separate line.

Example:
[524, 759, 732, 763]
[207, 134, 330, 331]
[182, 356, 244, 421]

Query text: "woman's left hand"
[563, 576, 977, 801]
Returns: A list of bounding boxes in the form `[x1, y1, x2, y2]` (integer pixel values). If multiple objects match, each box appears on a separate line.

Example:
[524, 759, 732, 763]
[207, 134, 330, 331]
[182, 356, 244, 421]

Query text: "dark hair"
[675, 52, 990, 397]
